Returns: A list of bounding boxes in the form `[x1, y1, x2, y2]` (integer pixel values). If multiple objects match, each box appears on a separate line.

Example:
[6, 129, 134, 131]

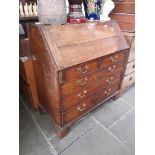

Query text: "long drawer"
[62, 97, 93, 125]
[62, 82, 120, 125]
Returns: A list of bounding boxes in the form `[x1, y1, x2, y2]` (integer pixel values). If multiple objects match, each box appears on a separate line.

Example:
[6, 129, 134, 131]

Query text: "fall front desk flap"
[29, 20, 129, 70]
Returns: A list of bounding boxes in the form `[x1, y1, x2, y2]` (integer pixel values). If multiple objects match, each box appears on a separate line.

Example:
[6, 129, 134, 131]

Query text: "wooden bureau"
[28, 20, 129, 138]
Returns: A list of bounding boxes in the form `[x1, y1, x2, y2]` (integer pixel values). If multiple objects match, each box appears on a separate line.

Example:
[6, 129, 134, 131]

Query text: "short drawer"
[122, 72, 135, 88]
[101, 51, 125, 68]
[125, 61, 135, 75]
[63, 60, 98, 82]
[94, 82, 120, 104]
[62, 97, 94, 125]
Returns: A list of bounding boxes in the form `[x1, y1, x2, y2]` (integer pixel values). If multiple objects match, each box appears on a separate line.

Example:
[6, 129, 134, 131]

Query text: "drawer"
[101, 51, 125, 68]
[122, 72, 135, 88]
[62, 97, 94, 125]
[125, 61, 135, 75]
[61, 69, 122, 96]
[63, 60, 98, 82]
[94, 82, 120, 104]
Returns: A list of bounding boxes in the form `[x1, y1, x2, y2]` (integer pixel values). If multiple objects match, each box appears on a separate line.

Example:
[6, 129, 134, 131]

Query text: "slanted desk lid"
[41, 20, 129, 69]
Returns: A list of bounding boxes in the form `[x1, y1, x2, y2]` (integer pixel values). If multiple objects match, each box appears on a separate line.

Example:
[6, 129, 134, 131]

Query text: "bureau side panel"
[28, 25, 61, 125]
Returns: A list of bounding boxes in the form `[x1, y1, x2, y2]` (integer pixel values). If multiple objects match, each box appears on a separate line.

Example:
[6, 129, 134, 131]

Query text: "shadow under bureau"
[28, 20, 129, 138]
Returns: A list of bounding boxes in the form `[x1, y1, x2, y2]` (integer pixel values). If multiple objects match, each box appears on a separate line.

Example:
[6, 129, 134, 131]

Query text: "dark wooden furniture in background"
[110, 0, 135, 96]
[19, 38, 39, 110]
[19, 0, 39, 109]
[28, 20, 129, 138]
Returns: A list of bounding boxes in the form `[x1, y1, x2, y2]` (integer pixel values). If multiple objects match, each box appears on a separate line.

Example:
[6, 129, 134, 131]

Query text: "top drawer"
[100, 51, 125, 68]
[63, 59, 98, 82]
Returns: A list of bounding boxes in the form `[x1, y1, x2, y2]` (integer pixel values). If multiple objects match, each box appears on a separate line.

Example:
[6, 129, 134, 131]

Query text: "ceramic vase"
[67, 0, 87, 23]
[83, 0, 103, 21]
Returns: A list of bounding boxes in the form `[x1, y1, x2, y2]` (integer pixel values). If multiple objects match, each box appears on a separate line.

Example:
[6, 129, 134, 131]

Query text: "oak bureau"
[28, 20, 129, 138]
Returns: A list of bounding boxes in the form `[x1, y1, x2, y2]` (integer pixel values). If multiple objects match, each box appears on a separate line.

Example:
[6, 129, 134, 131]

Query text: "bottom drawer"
[62, 97, 94, 125]
[94, 82, 120, 104]
[122, 72, 135, 88]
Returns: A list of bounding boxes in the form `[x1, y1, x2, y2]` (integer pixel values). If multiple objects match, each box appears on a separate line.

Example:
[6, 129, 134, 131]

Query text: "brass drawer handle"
[105, 77, 114, 84]
[78, 77, 88, 86]
[108, 65, 116, 72]
[78, 90, 87, 98]
[77, 65, 88, 74]
[109, 55, 118, 62]
[77, 103, 86, 112]
[104, 88, 111, 95]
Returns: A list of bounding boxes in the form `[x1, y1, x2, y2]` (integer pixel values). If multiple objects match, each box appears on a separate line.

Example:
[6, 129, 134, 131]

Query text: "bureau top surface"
[37, 20, 129, 69]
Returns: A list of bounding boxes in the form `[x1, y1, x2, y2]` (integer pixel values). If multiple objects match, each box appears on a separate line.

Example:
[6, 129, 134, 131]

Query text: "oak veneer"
[28, 20, 129, 138]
